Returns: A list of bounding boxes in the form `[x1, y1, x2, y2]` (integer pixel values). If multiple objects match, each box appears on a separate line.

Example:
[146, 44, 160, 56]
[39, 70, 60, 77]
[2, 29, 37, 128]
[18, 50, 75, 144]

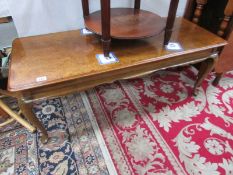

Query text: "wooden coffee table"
[8, 18, 226, 143]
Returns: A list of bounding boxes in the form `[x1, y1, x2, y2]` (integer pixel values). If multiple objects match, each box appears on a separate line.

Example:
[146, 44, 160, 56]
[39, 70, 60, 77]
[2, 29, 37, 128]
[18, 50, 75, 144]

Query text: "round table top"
[84, 8, 166, 39]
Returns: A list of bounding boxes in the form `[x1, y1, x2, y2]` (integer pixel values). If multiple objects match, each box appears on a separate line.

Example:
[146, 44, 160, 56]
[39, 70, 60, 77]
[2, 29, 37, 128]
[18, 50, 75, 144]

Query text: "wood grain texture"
[20, 50, 215, 102]
[85, 8, 166, 39]
[9, 18, 226, 93]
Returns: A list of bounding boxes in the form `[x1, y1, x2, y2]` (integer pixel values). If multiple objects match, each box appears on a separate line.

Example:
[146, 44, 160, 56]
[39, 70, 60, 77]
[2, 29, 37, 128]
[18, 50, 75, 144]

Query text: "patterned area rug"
[0, 129, 38, 174]
[0, 66, 232, 175]
[0, 95, 111, 174]
[86, 67, 233, 175]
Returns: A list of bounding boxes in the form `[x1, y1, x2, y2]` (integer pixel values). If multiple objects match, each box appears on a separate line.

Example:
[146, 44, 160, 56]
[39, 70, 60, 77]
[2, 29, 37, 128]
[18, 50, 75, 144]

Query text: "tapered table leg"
[18, 99, 48, 143]
[193, 54, 218, 95]
[164, 0, 179, 45]
[101, 0, 111, 57]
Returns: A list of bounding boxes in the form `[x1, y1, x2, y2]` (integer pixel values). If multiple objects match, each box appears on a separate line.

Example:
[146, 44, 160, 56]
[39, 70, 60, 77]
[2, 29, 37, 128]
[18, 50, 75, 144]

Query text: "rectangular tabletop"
[8, 18, 227, 92]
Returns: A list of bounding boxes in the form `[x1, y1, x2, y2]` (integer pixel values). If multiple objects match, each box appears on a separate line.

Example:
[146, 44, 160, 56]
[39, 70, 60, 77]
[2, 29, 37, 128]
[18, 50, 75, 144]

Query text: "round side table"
[81, 0, 179, 57]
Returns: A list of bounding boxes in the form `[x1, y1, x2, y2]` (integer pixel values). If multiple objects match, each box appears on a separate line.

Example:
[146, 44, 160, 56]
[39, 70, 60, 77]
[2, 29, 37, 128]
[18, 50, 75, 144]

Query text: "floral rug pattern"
[0, 128, 38, 175]
[0, 95, 110, 175]
[86, 67, 233, 175]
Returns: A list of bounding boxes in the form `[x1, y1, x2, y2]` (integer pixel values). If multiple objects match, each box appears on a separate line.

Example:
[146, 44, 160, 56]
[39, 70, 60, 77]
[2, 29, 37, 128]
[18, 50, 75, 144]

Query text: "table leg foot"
[41, 134, 49, 144]
[192, 91, 198, 96]
[18, 99, 49, 143]
[193, 57, 216, 95]
[213, 72, 223, 86]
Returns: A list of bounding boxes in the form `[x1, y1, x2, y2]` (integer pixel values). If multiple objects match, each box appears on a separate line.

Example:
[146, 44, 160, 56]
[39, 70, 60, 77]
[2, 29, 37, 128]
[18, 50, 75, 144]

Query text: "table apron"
[22, 49, 217, 103]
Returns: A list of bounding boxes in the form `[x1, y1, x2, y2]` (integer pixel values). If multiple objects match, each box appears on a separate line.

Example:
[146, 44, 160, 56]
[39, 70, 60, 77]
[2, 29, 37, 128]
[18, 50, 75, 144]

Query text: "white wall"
[0, 0, 10, 17]
[6, 0, 187, 37]
[88, 0, 187, 16]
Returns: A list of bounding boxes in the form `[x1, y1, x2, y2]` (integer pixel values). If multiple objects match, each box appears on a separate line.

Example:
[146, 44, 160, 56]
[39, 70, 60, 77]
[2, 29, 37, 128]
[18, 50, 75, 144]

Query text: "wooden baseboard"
[0, 16, 12, 24]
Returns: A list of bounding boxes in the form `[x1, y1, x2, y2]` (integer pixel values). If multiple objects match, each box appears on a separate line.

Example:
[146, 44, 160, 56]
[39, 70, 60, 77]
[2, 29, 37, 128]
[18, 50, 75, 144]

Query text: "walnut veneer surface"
[9, 18, 226, 92]
[85, 8, 166, 39]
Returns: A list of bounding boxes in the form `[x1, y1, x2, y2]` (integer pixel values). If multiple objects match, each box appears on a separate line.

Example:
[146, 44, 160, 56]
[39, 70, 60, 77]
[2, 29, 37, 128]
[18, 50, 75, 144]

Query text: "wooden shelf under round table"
[81, 0, 180, 56]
